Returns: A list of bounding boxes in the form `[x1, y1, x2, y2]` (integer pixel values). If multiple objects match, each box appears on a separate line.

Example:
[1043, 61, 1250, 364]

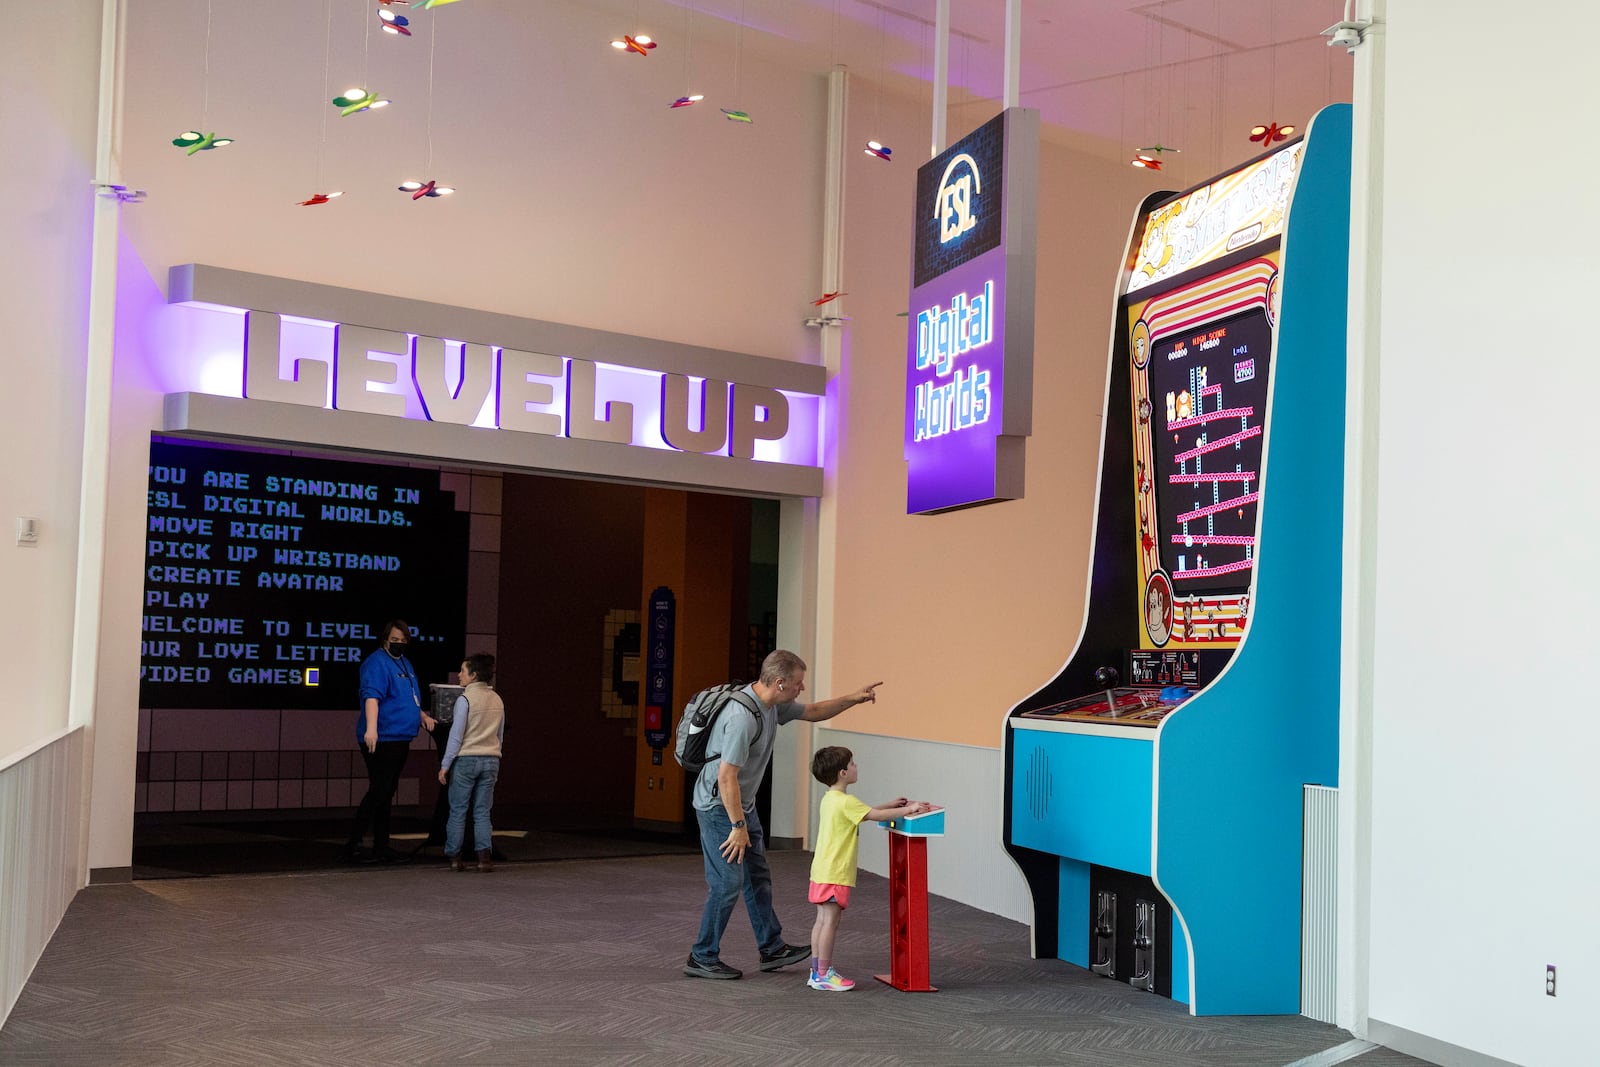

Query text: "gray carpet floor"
[1, 849, 1433, 1066]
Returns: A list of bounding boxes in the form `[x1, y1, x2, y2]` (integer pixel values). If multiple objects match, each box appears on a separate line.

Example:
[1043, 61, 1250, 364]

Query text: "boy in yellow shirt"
[806, 746, 928, 991]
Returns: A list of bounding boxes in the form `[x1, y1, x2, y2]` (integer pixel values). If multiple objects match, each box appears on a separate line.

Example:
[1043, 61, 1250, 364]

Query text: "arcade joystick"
[1093, 666, 1120, 717]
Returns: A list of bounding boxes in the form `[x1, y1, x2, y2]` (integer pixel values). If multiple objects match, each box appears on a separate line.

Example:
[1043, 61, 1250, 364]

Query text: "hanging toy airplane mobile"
[864, 141, 893, 161]
[297, 191, 344, 207]
[332, 89, 390, 116]
[172, 130, 233, 155]
[612, 34, 657, 55]
[1130, 143, 1180, 170]
[669, 94, 704, 108]
[811, 291, 848, 306]
[1248, 122, 1296, 146]
[399, 179, 455, 200]
[379, 9, 411, 35]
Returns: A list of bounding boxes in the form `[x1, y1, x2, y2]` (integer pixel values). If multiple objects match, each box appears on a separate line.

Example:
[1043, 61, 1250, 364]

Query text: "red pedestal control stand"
[874, 809, 943, 992]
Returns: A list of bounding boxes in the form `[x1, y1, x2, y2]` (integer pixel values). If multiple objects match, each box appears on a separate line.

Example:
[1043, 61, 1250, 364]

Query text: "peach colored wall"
[819, 89, 1169, 749]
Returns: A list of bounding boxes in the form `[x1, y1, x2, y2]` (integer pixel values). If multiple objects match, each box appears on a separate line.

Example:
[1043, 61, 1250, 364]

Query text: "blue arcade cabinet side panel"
[1011, 729, 1152, 876]
[1153, 103, 1351, 1015]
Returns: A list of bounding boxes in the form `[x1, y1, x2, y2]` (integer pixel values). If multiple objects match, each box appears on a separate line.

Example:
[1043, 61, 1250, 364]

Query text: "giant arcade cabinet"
[1002, 104, 1351, 1015]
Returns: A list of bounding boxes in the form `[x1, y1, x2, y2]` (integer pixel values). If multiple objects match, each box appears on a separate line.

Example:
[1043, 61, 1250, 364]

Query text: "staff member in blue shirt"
[343, 618, 435, 864]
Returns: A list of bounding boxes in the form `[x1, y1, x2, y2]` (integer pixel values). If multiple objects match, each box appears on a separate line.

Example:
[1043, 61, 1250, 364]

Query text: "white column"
[72, 0, 127, 883]
[770, 68, 848, 845]
[1338, 0, 1386, 1039]
[931, 0, 949, 155]
[1003, 0, 1021, 110]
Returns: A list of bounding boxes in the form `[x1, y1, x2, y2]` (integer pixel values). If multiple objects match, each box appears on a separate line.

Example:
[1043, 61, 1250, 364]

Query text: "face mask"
[387, 641, 407, 657]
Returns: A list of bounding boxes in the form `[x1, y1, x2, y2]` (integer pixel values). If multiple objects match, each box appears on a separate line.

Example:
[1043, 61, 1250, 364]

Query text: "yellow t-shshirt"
[809, 789, 873, 887]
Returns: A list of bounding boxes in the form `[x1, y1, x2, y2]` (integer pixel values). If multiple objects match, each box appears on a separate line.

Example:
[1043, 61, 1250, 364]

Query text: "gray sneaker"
[684, 956, 743, 980]
[758, 943, 812, 972]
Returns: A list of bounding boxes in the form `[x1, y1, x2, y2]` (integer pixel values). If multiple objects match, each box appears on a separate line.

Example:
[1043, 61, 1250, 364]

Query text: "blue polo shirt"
[356, 648, 422, 742]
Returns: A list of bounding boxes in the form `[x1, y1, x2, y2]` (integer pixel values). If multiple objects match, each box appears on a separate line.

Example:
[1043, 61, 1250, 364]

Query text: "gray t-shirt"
[691, 684, 804, 813]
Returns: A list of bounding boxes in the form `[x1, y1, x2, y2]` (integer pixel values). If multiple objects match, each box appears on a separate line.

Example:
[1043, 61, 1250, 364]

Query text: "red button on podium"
[874, 806, 944, 992]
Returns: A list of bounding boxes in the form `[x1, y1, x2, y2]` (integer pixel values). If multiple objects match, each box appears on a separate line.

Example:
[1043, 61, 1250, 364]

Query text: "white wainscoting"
[810, 728, 1032, 925]
[1, 727, 86, 1027]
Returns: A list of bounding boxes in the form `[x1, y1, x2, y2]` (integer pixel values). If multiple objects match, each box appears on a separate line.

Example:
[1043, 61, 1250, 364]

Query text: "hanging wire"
[875, 2, 886, 133]
[959, 31, 967, 119]
[830, 0, 838, 68]
[1180, 4, 1191, 186]
[1161, 3, 1172, 148]
[1325, 21, 1335, 105]
[1143, 4, 1155, 147]
[317, 0, 332, 191]
[1119, 71, 1128, 167]
[1213, 0, 1223, 171]
[733, 0, 747, 101]
[362, 0, 371, 88]
[202, 0, 213, 127]
[425, 10, 438, 171]
[1267, 0, 1277, 121]
[682, 0, 694, 95]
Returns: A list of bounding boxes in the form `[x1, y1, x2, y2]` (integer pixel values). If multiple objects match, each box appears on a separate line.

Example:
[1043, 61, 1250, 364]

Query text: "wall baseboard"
[1366, 1018, 1520, 1067]
[88, 867, 132, 885]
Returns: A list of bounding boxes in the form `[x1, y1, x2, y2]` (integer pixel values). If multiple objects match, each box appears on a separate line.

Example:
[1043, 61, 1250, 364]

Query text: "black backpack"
[673, 683, 763, 773]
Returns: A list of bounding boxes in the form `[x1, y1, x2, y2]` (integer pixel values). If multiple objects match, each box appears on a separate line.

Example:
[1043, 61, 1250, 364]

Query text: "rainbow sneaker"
[806, 967, 855, 992]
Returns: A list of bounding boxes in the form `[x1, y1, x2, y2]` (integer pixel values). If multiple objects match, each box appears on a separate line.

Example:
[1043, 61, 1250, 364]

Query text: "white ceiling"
[608, 0, 1355, 169]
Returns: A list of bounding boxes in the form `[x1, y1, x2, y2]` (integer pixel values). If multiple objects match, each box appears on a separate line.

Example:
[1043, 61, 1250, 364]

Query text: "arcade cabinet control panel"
[1018, 655, 1218, 728]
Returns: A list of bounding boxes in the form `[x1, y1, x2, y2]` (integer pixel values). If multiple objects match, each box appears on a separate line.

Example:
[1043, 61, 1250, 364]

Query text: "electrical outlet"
[1546, 964, 1557, 997]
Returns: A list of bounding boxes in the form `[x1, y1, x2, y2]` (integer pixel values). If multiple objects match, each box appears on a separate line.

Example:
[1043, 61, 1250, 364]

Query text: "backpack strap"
[725, 690, 764, 741]
[705, 689, 768, 798]
[706, 689, 765, 767]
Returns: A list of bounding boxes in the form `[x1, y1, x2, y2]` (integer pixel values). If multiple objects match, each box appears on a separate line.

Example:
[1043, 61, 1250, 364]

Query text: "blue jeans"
[444, 755, 499, 857]
[691, 804, 785, 964]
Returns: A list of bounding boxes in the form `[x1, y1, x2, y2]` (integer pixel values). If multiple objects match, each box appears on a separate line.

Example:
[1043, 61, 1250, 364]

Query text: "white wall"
[812, 728, 1032, 927]
[0, 2, 101, 760]
[1362, 4, 1599, 1064]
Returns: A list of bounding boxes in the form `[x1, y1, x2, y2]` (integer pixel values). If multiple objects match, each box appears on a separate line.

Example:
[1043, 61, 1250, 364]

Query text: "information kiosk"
[875, 806, 945, 993]
[1002, 104, 1351, 1015]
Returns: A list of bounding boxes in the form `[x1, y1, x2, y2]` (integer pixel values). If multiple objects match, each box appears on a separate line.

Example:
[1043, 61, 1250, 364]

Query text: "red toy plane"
[1249, 122, 1296, 146]
[611, 34, 656, 56]
[399, 179, 454, 200]
[811, 291, 847, 306]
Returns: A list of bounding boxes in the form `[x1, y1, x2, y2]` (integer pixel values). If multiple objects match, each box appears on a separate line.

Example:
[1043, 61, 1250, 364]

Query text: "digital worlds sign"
[905, 108, 1038, 514]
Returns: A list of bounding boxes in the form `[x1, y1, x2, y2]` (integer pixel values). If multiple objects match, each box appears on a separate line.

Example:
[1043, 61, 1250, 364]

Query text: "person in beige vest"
[437, 653, 505, 872]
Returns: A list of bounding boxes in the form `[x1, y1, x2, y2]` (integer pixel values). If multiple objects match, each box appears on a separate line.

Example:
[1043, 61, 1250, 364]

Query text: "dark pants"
[349, 740, 411, 852]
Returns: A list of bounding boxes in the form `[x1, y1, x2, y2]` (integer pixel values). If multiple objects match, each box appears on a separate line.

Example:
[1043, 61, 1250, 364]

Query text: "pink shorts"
[808, 881, 851, 909]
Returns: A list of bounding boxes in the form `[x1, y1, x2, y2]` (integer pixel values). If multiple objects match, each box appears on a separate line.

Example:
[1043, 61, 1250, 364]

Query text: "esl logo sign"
[913, 115, 1006, 288]
[936, 153, 982, 244]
